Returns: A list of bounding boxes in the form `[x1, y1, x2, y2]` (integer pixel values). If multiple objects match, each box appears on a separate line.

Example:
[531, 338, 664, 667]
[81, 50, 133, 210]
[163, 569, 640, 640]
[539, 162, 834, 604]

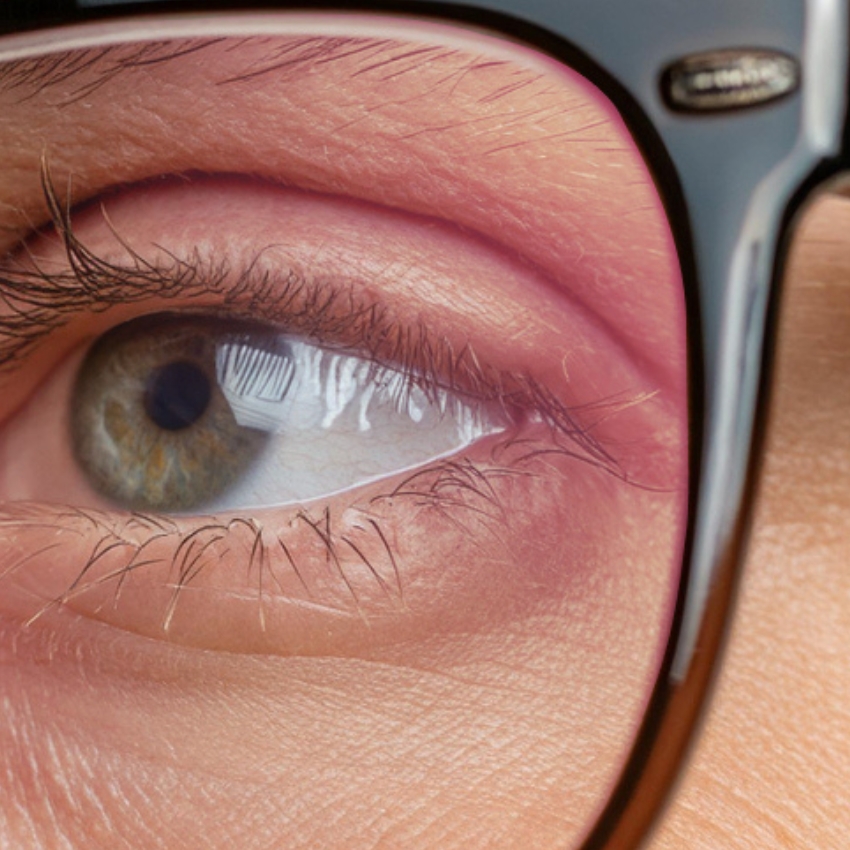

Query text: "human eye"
[1, 168, 634, 651]
[68, 310, 505, 513]
[20, 190, 514, 516]
[0, 17, 688, 850]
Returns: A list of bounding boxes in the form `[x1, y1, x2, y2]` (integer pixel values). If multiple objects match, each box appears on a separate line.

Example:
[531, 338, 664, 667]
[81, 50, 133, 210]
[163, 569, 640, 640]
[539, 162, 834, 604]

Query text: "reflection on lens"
[0, 16, 687, 850]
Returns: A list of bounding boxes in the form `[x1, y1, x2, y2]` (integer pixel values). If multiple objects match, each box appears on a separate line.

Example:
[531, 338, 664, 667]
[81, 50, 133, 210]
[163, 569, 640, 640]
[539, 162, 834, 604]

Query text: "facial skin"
[1, 17, 848, 850]
[0, 21, 690, 850]
[650, 192, 850, 850]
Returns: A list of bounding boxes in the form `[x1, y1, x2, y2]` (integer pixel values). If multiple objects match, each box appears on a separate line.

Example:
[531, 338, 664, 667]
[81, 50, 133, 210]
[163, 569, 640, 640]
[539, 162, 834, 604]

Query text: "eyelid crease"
[0, 170, 626, 481]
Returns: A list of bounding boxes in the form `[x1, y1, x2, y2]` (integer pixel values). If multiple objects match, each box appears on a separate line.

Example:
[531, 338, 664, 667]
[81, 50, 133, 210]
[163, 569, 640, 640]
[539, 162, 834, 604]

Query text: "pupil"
[144, 360, 212, 431]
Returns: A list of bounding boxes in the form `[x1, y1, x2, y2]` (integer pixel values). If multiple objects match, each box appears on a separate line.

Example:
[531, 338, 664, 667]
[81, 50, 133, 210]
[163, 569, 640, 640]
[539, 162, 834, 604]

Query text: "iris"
[72, 315, 270, 512]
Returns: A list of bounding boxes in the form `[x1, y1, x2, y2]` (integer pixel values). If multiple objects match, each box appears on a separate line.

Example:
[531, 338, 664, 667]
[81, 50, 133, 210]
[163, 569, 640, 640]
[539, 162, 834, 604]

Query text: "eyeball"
[71, 313, 506, 513]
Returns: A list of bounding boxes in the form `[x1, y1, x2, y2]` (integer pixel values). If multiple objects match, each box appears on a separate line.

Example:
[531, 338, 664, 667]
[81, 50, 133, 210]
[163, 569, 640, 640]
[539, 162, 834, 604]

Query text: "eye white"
[206, 336, 505, 510]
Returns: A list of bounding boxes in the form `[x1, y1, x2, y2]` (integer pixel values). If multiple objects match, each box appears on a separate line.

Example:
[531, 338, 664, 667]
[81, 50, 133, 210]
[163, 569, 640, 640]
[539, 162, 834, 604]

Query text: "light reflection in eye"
[70, 311, 506, 514]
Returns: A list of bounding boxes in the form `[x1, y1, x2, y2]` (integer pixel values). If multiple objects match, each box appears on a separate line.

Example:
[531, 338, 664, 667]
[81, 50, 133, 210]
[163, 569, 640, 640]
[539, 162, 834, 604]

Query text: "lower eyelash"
[1, 451, 520, 628]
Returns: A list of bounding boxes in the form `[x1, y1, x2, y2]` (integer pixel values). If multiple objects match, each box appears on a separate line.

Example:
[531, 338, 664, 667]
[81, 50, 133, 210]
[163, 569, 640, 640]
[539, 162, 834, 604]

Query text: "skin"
[3, 18, 845, 850]
[650, 192, 850, 850]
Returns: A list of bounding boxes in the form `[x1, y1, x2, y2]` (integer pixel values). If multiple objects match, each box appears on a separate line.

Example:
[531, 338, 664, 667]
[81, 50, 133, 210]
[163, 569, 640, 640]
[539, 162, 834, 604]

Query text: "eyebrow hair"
[0, 35, 510, 103]
[0, 39, 227, 99]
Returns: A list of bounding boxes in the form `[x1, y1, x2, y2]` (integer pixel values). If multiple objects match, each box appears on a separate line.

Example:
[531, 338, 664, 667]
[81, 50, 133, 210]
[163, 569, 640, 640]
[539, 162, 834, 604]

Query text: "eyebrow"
[0, 39, 225, 99]
[0, 36, 505, 102]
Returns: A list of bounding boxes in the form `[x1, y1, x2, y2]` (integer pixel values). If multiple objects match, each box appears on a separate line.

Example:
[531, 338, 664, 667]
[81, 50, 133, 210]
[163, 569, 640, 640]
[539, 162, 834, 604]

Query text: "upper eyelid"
[0, 167, 520, 373]
[0, 38, 682, 398]
[0, 174, 627, 480]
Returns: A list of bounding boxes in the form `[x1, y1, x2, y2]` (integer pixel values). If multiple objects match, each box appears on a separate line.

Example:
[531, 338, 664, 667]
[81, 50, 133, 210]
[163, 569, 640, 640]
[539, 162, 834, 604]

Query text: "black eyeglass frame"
[1, 1, 846, 848]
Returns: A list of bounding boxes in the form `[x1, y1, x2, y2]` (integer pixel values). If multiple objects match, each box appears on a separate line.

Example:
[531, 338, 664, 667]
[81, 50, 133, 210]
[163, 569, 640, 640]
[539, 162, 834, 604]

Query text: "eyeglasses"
[0, 2, 841, 849]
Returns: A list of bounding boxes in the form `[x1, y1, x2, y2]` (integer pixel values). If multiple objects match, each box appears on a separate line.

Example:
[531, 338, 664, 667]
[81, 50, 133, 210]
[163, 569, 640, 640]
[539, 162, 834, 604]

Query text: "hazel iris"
[71, 315, 272, 512]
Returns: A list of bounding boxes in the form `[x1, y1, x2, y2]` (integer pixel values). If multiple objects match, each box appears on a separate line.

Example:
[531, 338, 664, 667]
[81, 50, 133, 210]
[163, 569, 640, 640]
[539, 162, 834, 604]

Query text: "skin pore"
[0, 21, 691, 850]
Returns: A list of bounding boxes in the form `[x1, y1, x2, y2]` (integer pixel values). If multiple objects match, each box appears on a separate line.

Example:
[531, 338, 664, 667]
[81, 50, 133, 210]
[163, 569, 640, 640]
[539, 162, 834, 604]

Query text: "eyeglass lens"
[0, 14, 688, 849]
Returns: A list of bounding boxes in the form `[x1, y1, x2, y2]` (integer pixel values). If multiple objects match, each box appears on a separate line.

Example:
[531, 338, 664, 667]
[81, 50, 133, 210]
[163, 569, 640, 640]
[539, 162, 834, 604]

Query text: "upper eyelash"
[0, 165, 626, 479]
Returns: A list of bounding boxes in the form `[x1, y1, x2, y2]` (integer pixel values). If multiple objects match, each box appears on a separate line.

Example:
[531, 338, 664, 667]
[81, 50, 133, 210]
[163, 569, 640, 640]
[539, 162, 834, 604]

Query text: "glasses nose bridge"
[650, 0, 847, 675]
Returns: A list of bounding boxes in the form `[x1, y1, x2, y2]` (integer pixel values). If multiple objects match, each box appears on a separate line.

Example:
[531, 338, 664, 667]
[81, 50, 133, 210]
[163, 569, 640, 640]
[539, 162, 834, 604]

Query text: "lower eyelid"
[0, 425, 645, 657]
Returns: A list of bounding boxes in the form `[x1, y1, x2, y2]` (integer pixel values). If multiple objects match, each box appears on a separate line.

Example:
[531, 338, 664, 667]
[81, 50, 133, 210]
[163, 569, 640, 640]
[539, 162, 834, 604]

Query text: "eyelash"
[0, 170, 632, 634]
[3, 454, 525, 632]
